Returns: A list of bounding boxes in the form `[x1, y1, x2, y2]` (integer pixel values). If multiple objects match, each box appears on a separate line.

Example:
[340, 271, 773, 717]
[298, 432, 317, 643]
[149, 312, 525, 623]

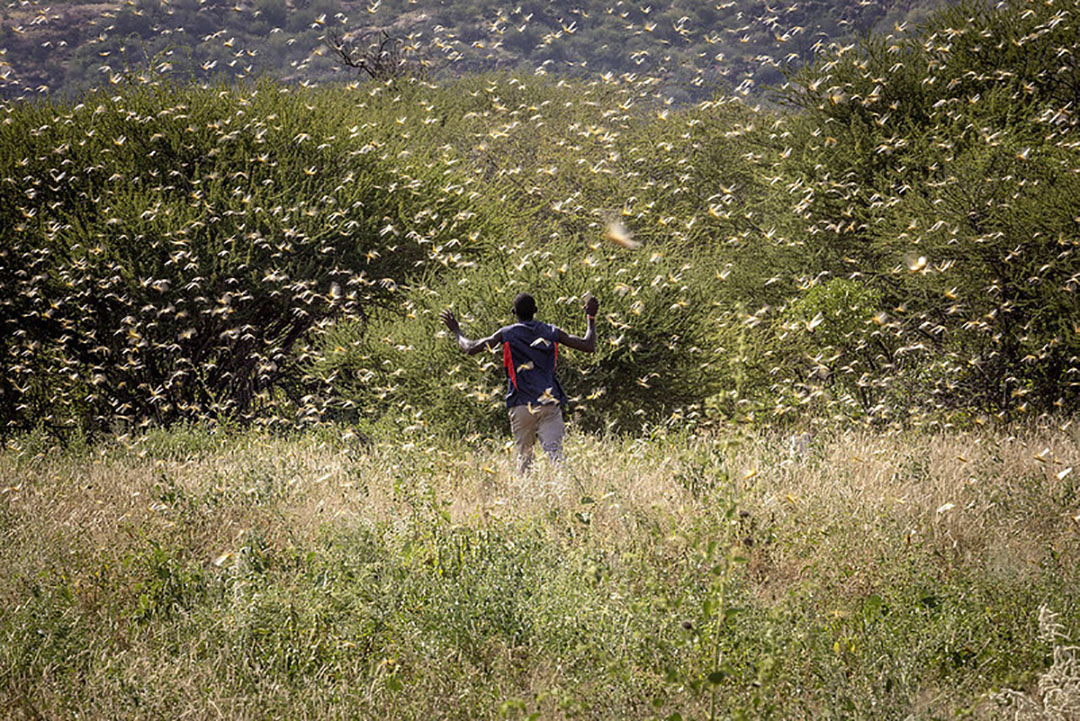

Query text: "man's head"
[513, 293, 537, 321]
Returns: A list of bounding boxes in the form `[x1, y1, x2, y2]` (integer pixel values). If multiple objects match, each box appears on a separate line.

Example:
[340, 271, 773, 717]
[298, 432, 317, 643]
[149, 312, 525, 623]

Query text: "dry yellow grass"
[2, 421, 1078, 720]
[3, 422, 1077, 612]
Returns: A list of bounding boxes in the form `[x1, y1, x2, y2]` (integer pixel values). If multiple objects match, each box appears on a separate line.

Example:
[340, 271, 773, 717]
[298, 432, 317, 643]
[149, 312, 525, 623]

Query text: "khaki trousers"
[508, 403, 564, 473]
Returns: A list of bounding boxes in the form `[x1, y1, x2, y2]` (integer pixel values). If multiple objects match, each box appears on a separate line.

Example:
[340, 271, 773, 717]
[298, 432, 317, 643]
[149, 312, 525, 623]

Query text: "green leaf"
[864, 594, 883, 618]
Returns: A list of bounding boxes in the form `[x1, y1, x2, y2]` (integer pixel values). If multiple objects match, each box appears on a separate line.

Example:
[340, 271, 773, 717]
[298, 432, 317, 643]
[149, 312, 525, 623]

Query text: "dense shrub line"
[2, 0, 1079, 437]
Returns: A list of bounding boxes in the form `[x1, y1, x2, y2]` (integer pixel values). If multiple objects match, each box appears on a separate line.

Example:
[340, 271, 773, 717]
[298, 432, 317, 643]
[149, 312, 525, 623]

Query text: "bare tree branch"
[324, 29, 424, 83]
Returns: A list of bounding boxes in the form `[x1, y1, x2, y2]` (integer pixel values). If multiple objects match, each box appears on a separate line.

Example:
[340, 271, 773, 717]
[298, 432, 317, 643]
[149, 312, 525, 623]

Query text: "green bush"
[761, 278, 891, 420]
[6, 0, 1080, 438]
[0, 81, 488, 436]
[310, 235, 723, 435]
[774, 0, 1080, 419]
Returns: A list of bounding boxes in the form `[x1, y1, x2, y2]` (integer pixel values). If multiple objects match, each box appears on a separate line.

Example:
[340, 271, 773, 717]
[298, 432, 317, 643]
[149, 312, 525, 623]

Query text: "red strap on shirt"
[503, 341, 519, 390]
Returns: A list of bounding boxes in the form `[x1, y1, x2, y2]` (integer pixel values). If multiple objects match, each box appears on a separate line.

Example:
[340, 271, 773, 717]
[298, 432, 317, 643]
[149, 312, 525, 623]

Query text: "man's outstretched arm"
[556, 295, 599, 353]
[440, 309, 502, 356]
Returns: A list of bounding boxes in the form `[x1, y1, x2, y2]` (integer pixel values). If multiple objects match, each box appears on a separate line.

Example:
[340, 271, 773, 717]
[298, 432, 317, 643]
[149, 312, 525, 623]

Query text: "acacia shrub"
[0, 83, 490, 436]
[774, 0, 1080, 418]
[311, 236, 724, 435]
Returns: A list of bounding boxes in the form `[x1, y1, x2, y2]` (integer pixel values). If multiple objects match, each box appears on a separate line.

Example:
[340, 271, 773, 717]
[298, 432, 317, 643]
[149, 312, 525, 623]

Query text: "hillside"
[0, 0, 950, 100]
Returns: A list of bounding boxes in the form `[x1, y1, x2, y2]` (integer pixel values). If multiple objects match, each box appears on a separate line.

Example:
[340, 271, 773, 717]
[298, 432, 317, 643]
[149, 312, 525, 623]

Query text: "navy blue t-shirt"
[498, 321, 568, 408]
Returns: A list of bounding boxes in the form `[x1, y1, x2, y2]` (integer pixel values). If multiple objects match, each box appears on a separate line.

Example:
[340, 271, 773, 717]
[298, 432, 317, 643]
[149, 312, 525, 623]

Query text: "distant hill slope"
[1, 0, 951, 100]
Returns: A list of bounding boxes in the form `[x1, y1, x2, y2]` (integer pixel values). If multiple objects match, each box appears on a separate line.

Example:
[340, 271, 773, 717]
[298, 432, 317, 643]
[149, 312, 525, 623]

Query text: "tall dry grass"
[1, 421, 1078, 719]
[2, 422, 1078, 613]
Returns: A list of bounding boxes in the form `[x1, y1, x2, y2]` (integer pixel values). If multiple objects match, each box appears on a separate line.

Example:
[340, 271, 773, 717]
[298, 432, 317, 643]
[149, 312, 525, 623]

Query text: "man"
[440, 293, 598, 473]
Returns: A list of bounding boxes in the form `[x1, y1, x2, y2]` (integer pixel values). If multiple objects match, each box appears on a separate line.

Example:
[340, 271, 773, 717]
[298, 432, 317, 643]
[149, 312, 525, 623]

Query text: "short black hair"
[513, 293, 537, 321]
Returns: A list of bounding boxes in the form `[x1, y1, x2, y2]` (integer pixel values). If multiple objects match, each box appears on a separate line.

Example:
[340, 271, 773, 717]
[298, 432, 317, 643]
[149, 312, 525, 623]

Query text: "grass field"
[2, 421, 1079, 719]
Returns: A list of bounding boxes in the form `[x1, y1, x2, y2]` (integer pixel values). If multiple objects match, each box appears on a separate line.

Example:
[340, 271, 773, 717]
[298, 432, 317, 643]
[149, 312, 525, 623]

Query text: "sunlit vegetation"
[3, 0, 1078, 440]
[1, 423, 1078, 719]
[2, 0, 1080, 718]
